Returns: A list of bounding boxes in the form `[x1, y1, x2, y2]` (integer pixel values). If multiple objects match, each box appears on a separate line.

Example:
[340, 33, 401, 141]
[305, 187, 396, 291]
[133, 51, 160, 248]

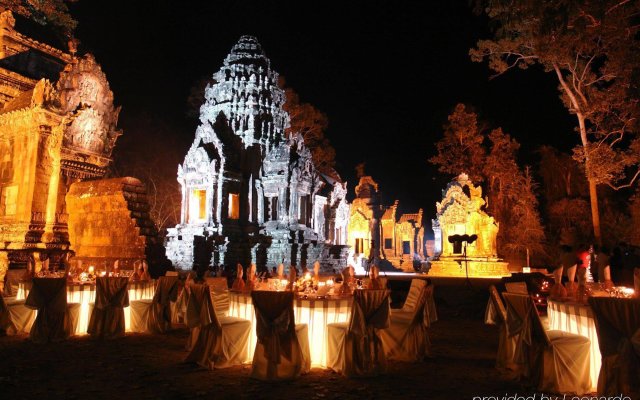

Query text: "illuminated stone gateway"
[347, 175, 426, 273]
[428, 173, 510, 278]
[165, 36, 350, 272]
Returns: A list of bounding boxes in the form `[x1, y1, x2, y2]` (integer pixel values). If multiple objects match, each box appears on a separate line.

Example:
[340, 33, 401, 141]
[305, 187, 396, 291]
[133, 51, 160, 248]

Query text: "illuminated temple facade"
[0, 11, 164, 287]
[429, 173, 510, 277]
[347, 175, 425, 273]
[165, 36, 350, 271]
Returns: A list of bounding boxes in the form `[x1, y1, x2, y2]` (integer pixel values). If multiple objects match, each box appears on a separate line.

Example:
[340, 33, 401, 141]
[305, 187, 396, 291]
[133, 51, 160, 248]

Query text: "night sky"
[69, 0, 576, 225]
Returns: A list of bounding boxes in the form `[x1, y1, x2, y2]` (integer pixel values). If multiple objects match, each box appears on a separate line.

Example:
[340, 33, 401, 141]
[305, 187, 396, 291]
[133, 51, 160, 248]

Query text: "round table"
[547, 299, 600, 392]
[228, 291, 352, 368]
[16, 280, 156, 334]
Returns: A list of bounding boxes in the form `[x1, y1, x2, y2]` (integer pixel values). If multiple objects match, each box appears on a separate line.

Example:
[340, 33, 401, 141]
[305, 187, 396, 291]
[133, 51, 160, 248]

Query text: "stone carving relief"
[57, 54, 121, 159]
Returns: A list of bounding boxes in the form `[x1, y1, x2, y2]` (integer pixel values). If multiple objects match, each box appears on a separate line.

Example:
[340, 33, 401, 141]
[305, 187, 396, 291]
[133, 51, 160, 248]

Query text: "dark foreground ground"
[1, 280, 542, 400]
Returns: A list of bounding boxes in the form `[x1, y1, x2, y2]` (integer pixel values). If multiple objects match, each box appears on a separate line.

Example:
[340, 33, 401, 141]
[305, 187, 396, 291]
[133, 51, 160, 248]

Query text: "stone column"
[256, 180, 264, 224]
[41, 126, 63, 243]
[278, 186, 287, 224]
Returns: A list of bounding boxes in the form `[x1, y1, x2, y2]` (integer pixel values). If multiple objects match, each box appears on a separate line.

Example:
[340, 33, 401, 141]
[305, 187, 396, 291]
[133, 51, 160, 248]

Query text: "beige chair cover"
[484, 285, 517, 370]
[402, 279, 426, 312]
[503, 293, 591, 395]
[588, 297, 640, 397]
[245, 264, 257, 291]
[250, 291, 310, 380]
[205, 277, 230, 317]
[1, 296, 36, 335]
[327, 289, 390, 377]
[505, 281, 528, 294]
[381, 284, 432, 361]
[184, 283, 251, 369]
[286, 267, 297, 291]
[25, 277, 74, 343]
[368, 266, 386, 290]
[231, 264, 245, 291]
[549, 267, 567, 300]
[130, 276, 178, 333]
[87, 277, 129, 339]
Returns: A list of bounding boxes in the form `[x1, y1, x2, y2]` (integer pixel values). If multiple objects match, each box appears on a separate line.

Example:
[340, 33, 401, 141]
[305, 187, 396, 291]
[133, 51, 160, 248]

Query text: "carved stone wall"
[429, 173, 510, 278]
[0, 11, 123, 276]
[66, 177, 167, 271]
[166, 36, 350, 272]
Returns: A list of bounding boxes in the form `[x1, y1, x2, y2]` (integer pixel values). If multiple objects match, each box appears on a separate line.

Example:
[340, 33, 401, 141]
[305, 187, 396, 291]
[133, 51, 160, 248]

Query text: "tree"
[428, 103, 486, 183]
[0, 0, 77, 36]
[430, 103, 546, 264]
[282, 87, 337, 176]
[470, 0, 640, 245]
[108, 114, 184, 236]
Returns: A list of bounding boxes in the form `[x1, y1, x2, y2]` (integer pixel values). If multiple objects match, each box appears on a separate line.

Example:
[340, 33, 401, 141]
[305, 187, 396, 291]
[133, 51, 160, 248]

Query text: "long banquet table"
[547, 299, 601, 393]
[228, 291, 352, 368]
[16, 280, 156, 334]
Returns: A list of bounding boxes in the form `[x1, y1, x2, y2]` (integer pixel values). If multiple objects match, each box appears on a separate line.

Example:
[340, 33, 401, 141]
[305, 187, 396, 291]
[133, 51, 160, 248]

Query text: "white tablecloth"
[17, 280, 155, 334]
[547, 299, 600, 392]
[229, 291, 352, 368]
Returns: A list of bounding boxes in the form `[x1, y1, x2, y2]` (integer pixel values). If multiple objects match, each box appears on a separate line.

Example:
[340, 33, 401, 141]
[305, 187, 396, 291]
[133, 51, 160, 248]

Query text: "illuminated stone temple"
[428, 173, 510, 278]
[165, 36, 350, 271]
[347, 175, 425, 273]
[0, 11, 163, 288]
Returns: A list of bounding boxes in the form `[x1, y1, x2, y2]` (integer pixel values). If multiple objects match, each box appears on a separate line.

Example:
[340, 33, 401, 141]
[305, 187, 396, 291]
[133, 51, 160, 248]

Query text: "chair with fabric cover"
[327, 289, 390, 377]
[25, 277, 79, 343]
[400, 279, 426, 313]
[588, 297, 640, 397]
[380, 284, 432, 361]
[87, 277, 129, 339]
[549, 267, 567, 300]
[250, 291, 310, 380]
[0, 295, 36, 335]
[184, 283, 251, 369]
[484, 285, 516, 370]
[205, 277, 230, 317]
[395, 279, 438, 324]
[505, 282, 528, 294]
[130, 276, 179, 333]
[503, 293, 591, 395]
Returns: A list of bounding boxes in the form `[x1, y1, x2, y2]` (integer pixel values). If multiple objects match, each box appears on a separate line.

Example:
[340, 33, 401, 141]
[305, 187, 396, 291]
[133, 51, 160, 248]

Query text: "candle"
[304, 272, 311, 281]
[88, 266, 95, 275]
[326, 279, 334, 286]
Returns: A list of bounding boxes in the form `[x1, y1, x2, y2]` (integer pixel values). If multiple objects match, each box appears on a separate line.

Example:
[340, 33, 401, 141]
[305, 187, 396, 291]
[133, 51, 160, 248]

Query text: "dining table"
[228, 290, 352, 368]
[16, 279, 156, 334]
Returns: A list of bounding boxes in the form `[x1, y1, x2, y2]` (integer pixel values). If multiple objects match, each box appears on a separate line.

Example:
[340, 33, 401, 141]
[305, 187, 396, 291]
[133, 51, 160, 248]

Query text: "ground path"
[1, 280, 538, 400]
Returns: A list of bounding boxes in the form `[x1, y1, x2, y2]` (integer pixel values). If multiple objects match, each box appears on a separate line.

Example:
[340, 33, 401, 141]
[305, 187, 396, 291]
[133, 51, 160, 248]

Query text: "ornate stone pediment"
[57, 54, 121, 160]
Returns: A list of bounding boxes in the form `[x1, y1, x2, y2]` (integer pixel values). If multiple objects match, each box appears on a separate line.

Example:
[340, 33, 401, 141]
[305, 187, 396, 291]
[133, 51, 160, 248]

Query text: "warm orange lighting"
[228, 193, 239, 219]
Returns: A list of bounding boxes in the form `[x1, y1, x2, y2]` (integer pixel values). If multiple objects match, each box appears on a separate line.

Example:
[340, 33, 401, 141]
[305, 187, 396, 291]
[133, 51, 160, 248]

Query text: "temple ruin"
[0, 11, 163, 288]
[429, 173, 510, 277]
[165, 36, 350, 272]
[347, 175, 425, 273]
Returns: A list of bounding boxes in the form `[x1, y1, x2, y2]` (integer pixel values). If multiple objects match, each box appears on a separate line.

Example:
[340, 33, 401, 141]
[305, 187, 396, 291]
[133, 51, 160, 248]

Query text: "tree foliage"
[429, 104, 485, 183]
[108, 114, 183, 235]
[430, 103, 546, 263]
[0, 0, 77, 36]
[283, 87, 336, 177]
[471, 0, 640, 243]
